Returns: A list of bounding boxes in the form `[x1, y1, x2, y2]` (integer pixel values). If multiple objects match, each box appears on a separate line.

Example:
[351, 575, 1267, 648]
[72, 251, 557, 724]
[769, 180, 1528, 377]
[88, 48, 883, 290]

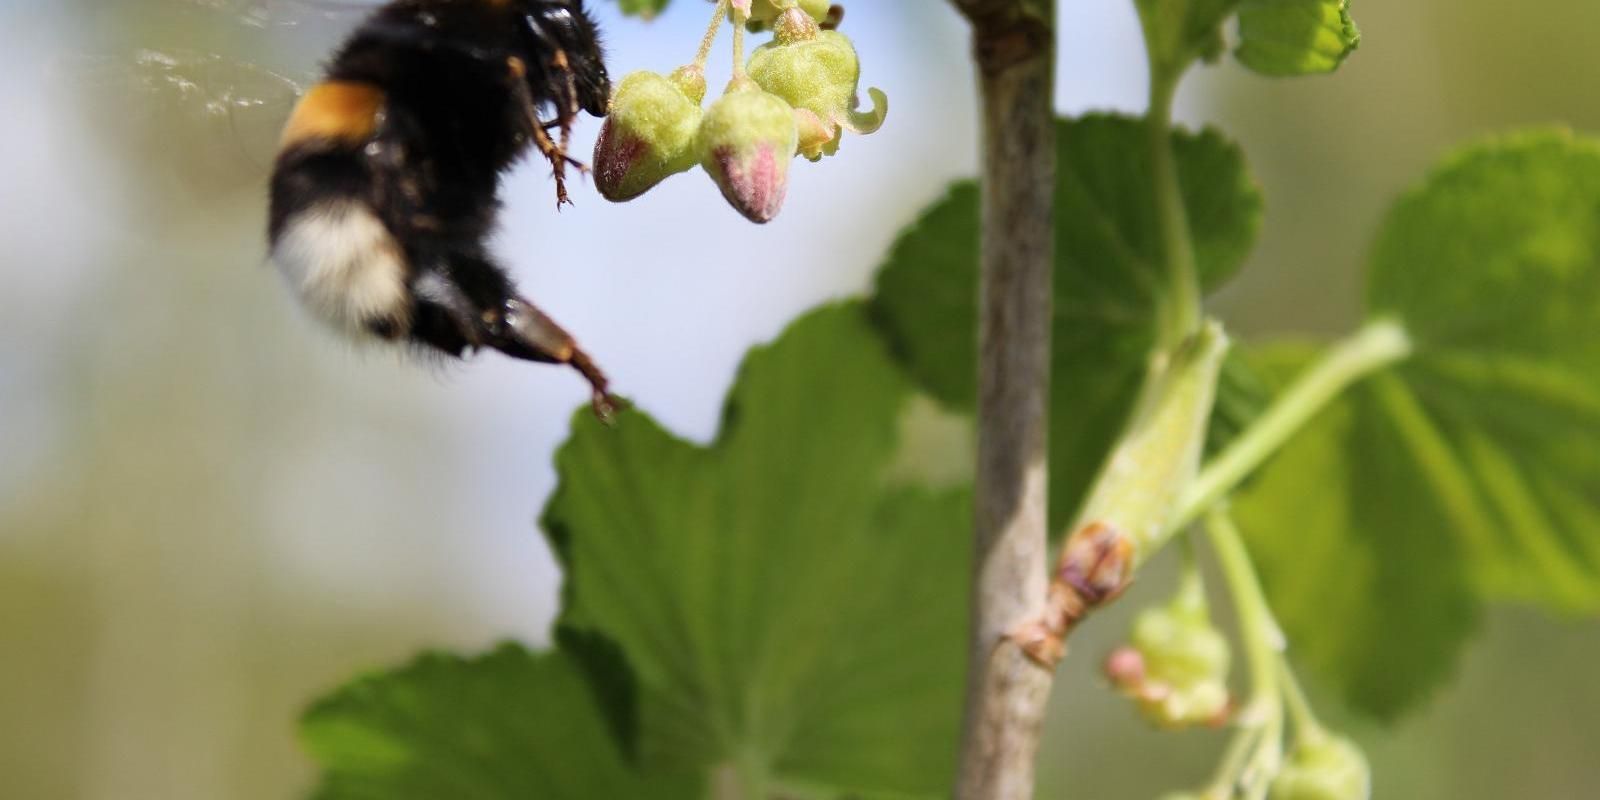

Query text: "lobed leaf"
[544, 303, 972, 798]
[1234, 131, 1600, 719]
[1367, 130, 1600, 612]
[301, 639, 700, 799]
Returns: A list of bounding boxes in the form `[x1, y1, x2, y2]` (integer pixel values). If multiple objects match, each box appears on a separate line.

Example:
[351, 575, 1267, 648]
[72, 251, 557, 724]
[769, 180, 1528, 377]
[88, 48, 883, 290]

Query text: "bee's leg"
[534, 123, 574, 208]
[492, 297, 623, 424]
[506, 56, 584, 208]
[551, 49, 580, 164]
[420, 251, 621, 422]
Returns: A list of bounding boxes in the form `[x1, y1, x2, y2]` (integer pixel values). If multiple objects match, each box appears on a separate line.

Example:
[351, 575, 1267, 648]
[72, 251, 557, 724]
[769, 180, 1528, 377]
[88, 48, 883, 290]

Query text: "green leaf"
[1235, 0, 1361, 76]
[1366, 130, 1600, 612]
[867, 181, 979, 413]
[1135, 0, 1243, 77]
[613, 0, 671, 18]
[544, 303, 972, 798]
[301, 639, 700, 799]
[1233, 131, 1600, 718]
[1232, 346, 1481, 720]
[871, 114, 1262, 532]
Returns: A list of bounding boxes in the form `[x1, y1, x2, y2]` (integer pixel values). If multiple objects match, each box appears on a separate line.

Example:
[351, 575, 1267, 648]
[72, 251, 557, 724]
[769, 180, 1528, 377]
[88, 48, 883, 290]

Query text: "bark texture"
[950, 2, 1057, 798]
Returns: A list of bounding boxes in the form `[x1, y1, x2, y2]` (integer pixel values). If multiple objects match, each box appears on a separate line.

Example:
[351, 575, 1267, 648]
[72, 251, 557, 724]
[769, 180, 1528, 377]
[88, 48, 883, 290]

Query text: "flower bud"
[699, 78, 799, 223]
[1109, 576, 1233, 729]
[1104, 646, 1146, 687]
[1132, 603, 1231, 686]
[1271, 736, 1371, 800]
[593, 67, 706, 202]
[747, 14, 887, 160]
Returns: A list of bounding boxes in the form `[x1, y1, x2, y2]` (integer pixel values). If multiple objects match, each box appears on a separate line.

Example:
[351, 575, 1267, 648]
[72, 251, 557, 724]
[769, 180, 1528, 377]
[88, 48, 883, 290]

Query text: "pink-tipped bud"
[1104, 646, 1147, 688]
[699, 79, 799, 223]
[593, 68, 706, 202]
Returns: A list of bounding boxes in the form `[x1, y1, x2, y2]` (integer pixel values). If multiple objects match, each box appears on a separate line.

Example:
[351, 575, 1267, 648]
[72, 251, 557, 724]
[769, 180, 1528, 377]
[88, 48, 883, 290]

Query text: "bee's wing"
[51, 50, 309, 187]
[170, 0, 380, 30]
[47, 0, 381, 189]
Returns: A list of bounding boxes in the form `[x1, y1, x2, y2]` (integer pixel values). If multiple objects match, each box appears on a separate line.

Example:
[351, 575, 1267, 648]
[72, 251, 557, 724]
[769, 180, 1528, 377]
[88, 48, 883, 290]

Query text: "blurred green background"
[1, 0, 1596, 797]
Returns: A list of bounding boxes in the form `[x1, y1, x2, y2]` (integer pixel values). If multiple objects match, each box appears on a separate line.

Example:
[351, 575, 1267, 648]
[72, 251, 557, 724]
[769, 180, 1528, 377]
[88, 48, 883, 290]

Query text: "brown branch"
[953, 2, 1058, 799]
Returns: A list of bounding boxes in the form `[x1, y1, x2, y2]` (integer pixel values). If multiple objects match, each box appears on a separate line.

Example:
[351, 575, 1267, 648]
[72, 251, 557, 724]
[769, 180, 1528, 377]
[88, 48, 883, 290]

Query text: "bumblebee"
[269, 0, 619, 418]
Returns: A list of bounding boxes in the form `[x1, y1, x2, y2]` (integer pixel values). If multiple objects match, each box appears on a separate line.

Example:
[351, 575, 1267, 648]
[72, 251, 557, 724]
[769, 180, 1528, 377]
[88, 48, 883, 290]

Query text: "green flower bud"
[1271, 736, 1371, 800]
[593, 67, 706, 202]
[668, 63, 709, 104]
[747, 12, 887, 160]
[1132, 603, 1231, 686]
[771, 4, 823, 43]
[1111, 577, 1233, 729]
[699, 78, 799, 223]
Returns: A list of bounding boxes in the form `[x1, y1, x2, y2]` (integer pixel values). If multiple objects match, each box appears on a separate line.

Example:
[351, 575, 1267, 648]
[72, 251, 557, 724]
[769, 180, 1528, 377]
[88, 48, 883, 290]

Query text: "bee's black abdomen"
[268, 146, 373, 244]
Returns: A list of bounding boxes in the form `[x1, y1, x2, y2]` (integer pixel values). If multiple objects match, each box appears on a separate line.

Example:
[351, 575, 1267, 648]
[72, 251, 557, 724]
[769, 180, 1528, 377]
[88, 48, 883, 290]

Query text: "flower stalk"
[1204, 510, 1285, 800]
[1148, 70, 1203, 350]
[695, 0, 730, 67]
[1174, 317, 1412, 532]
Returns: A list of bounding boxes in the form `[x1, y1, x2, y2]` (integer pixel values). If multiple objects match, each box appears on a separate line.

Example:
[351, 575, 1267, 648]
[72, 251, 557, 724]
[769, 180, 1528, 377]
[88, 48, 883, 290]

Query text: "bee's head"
[525, 0, 610, 116]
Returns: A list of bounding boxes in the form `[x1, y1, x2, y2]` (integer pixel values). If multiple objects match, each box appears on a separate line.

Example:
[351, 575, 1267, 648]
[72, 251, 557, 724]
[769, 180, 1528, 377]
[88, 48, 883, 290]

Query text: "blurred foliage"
[1234, 0, 1360, 77]
[871, 115, 1262, 533]
[1234, 344, 1483, 719]
[1236, 132, 1600, 717]
[615, 0, 672, 19]
[1134, 0, 1239, 77]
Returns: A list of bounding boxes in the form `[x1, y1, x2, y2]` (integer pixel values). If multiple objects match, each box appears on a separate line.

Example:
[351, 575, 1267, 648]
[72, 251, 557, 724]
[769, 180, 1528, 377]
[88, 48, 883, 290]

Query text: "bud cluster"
[593, 0, 887, 223]
[1105, 572, 1232, 729]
